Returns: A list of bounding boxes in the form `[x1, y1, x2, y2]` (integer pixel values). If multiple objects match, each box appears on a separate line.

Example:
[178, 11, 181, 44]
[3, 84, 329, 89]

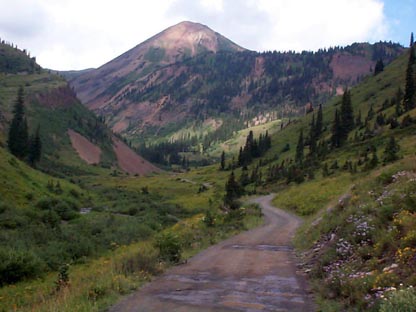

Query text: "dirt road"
[109, 194, 315, 311]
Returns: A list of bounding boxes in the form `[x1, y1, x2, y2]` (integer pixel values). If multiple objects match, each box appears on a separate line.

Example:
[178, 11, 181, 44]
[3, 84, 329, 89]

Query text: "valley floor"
[109, 195, 314, 311]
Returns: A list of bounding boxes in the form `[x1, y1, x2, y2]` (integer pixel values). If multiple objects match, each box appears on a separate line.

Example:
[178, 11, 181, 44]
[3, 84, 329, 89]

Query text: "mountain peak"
[149, 21, 245, 55]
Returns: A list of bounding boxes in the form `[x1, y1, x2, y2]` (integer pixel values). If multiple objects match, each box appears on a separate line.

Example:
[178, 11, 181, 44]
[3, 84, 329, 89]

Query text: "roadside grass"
[296, 156, 416, 310]
[0, 200, 263, 312]
[272, 173, 353, 217]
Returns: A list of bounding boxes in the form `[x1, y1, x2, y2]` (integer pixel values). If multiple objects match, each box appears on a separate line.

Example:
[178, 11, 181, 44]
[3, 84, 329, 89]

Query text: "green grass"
[0, 195, 262, 312]
[272, 173, 353, 216]
[295, 156, 416, 310]
[0, 71, 118, 177]
[0, 147, 85, 208]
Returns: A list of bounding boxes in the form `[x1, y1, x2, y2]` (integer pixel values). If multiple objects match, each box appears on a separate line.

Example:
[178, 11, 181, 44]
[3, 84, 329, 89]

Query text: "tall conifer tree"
[404, 41, 415, 111]
[331, 109, 341, 148]
[315, 104, 323, 138]
[28, 125, 42, 166]
[295, 130, 304, 164]
[8, 86, 29, 159]
[340, 89, 354, 142]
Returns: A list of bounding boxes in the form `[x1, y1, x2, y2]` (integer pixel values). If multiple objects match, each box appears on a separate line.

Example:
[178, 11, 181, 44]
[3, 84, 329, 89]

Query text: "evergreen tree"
[239, 166, 250, 186]
[264, 130, 271, 149]
[331, 109, 341, 148]
[224, 171, 242, 207]
[403, 43, 415, 111]
[220, 150, 226, 170]
[365, 149, 378, 170]
[355, 110, 362, 128]
[309, 114, 317, 156]
[7, 86, 29, 159]
[28, 125, 42, 166]
[374, 59, 384, 75]
[411, 32, 414, 47]
[295, 129, 304, 164]
[315, 104, 323, 137]
[340, 89, 354, 142]
[383, 137, 400, 164]
[238, 146, 244, 167]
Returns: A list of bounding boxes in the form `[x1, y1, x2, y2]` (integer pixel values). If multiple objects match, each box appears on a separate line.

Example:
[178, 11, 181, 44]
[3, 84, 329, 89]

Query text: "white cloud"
[256, 0, 387, 51]
[0, 0, 389, 70]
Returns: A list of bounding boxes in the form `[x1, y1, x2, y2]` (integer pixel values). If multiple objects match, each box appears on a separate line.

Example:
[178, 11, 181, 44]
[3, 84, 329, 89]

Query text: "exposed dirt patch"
[67, 129, 101, 164]
[31, 86, 77, 109]
[330, 53, 374, 81]
[112, 137, 161, 175]
[110, 195, 315, 311]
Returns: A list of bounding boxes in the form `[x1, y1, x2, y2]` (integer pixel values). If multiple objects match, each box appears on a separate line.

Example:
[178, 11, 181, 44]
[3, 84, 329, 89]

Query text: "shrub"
[116, 245, 160, 276]
[155, 231, 182, 263]
[0, 247, 45, 285]
[55, 263, 70, 291]
[380, 286, 416, 312]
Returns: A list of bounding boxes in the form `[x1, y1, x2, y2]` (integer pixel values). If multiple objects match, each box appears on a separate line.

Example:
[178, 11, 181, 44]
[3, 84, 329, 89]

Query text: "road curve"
[109, 194, 315, 311]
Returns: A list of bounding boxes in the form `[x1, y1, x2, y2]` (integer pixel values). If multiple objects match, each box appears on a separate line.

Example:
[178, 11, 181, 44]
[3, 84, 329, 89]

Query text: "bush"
[155, 231, 182, 263]
[380, 286, 416, 312]
[116, 245, 160, 276]
[36, 198, 79, 221]
[0, 247, 45, 285]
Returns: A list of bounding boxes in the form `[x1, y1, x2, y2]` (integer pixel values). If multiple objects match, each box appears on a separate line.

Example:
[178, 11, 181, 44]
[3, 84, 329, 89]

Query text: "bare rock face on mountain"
[70, 22, 404, 141]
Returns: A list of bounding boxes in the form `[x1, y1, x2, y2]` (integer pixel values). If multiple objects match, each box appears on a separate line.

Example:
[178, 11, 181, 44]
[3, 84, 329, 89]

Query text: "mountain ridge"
[69, 25, 404, 147]
[70, 21, 245, 106]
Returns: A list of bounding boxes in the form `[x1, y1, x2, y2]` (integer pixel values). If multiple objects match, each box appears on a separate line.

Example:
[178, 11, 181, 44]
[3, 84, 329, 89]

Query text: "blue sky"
[384, 0, 415, 45]
[0, 0, 414, 70]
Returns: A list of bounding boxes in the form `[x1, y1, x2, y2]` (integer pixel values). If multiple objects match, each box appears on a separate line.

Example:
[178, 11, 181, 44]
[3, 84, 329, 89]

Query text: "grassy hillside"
[0, 72, 118, 177]
[243, 46, 416, 310]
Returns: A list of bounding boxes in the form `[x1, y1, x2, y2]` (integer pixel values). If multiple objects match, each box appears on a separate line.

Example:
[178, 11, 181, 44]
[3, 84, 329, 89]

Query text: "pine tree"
[238, 147, 244, 167]
[411, 32, 414, 47]
[28, 125, 42, 166]
[239, 167, 250, 186]
[220, 150, 225, 170]
[374, 59, 384, 75]
[315, 104, 323, 138]
[383, 137, 400, 164]
[340, 89, 354, 142]
[224, 171, 242, 208]
[403, 43, 415, 111]
[355, 110, 362, 128]
[331, 109, 341, 148]
[8, 86, 29, 159]
[309, 114, 317, 156]
[264, 130, 271, 149]
[295, 129, 304, 165]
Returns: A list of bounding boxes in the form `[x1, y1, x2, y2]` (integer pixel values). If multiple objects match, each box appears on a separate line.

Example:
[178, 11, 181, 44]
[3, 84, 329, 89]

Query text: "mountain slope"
[69, 22, 404, 146]
[0, 41, 158, 176]
[233, 45, 416, 310]
[70, 21, 244, 108]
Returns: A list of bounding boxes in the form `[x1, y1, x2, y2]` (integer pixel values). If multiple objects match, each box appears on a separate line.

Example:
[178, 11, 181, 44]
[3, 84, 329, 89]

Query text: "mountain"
[0, 41, 159, 176]
[69, 22, 404, 148]
[70, 21, 245, 107]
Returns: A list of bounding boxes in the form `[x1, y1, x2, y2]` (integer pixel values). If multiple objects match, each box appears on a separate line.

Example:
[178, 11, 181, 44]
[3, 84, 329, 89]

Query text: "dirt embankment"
[110, 194, 315, 311]
[67, 129, 101, 164]
[112, 137, 161, 176]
